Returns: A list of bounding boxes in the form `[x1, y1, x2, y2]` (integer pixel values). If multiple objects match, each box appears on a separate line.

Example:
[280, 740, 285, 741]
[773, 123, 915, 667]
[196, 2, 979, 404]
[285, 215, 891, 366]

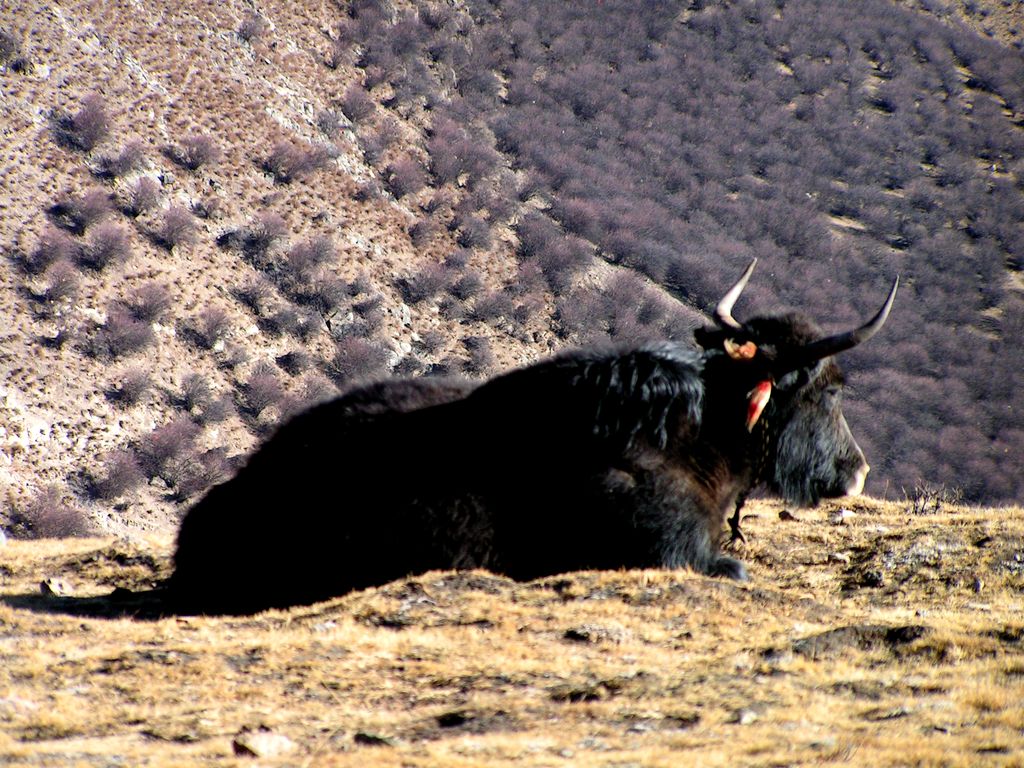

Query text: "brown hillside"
[0, 0, 580, 537]
[3, 0, 1024, 537]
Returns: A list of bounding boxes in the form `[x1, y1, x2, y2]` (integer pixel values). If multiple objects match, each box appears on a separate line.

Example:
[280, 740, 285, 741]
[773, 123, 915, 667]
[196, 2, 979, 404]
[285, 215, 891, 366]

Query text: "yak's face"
[767, 355, 869, 507]
[701, 312, 871, 507]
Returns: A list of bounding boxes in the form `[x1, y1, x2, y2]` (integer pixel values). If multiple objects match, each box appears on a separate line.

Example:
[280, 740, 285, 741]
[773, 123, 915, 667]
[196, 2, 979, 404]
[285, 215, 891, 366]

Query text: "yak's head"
[695, 259, 898, 506]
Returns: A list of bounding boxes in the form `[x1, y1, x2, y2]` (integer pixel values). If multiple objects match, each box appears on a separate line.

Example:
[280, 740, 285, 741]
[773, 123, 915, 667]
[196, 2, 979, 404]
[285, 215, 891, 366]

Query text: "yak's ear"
[570, 346, 704, 452]
[724, 338, 758, 360]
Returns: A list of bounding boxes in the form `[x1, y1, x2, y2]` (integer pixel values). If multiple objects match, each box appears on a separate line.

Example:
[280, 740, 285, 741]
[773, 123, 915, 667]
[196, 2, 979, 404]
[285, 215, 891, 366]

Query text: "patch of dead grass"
[1, 499, 1023, 766]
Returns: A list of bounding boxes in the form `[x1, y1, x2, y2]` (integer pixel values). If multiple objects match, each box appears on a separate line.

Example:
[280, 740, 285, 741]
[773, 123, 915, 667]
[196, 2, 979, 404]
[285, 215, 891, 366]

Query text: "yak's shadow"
[1, 586, 176, 621]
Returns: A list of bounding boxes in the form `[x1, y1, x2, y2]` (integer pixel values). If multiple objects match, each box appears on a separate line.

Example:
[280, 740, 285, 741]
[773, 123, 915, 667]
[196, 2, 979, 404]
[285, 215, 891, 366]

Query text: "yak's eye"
[825, 385, 842, 401]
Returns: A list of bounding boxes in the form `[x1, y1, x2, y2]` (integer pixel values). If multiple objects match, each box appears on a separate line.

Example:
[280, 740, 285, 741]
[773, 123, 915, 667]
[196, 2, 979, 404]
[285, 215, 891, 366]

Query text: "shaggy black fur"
[170, 323, 873, 614]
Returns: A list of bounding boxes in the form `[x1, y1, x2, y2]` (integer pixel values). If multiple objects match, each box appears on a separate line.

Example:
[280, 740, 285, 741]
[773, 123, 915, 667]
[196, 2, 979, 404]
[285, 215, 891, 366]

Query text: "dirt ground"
[1, 497, 1022, 767]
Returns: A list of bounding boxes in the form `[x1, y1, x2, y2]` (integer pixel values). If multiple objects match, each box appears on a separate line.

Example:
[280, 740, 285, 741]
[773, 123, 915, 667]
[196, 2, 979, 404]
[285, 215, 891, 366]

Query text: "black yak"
[169, 260, 897, 614]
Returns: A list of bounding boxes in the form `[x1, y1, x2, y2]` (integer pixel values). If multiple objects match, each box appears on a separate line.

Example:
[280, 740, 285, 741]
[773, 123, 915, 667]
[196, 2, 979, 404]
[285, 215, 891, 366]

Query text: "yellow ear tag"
[724, 339, 758, 360]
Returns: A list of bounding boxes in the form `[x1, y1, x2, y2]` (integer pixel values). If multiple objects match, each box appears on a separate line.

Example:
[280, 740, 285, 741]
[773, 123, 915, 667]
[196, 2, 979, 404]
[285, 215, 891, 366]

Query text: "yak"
[169, 260, 897, 614]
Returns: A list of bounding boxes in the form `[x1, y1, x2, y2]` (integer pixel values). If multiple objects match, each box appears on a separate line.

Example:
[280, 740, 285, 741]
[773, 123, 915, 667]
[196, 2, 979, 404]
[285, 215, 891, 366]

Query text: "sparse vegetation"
[50, 92, 111, 152]
[94, 139, 146, 178]
[121, 176, 161, 217]
[185, 306, 231, 350]
[122, 282, 172, 324]
[166, 133, 221, 171]
[343, 0, 1024, 502]
[7, 485, 90, 538]
[77, 222, 131, 271]
[153, 205, 196, 251]
[90, 308, 155, 359]
[48, 188, 111, 235]
[107, 366, 152, 407]
[90, 450, 145, 500]
[236, 12, 266, 43]
[262, 140, 331, 184]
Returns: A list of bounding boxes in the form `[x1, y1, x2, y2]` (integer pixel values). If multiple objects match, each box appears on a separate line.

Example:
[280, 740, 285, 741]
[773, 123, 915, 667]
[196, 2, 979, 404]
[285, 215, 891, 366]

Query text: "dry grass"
[2, 498, 1023, 766]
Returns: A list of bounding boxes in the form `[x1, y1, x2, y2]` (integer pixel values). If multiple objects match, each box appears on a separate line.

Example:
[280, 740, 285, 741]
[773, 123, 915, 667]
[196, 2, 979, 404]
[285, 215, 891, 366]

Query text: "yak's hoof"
[709, 556, 749, 581]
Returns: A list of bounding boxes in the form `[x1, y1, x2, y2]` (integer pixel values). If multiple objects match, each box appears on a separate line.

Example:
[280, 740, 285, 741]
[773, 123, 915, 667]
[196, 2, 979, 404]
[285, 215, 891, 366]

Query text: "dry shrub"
[48, 188, 111, 234]
[316, 109, 344, 137]
[187, 306, 231, 350]
[95, 139, 146, 178]
[230, 211, 288, 265]
[386, 155, 427, 198]
[10, 486, 91, 539]
[462, 335, 493, 374]
[22, 228, 75, 275]
[326, 337, 390, 385]
[178, 372, 213, 414]
[285, 236, 336, 281]
[92, 450, 145, 500]
[51, 93, 110, 152]
[92, 309, 155, 359]
[456, 214, 492, 249]
[135, 418, 200, 481]
[0, 28, 23, 66]
[340, 83, 376, 122]
[471, 290, 513, 323]
[237, 12, 266, 42]
[122, 176, 161, 217]
[108, 367, 152, 406]
[166, 133, 221, 171]
[154, 205, 197, 250]
[276, 349, 311, 376]
[172, 448, 232, 501]
[242, 364, 285, 416]
[450, 271, 484, 300]
[38, 260, 79, 306]
[233, 277, 275, 316]
[123, 282, 172, 323]
[263, 140, 331, 183]
[354, 179, 385, 201]
[415, 328, 446, 354]
[77, 222, 131, 271]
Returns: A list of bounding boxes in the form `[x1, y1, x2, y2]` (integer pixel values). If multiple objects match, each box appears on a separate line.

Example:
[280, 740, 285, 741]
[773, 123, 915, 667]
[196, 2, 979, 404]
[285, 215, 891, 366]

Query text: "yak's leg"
[727, 492, 748, 544]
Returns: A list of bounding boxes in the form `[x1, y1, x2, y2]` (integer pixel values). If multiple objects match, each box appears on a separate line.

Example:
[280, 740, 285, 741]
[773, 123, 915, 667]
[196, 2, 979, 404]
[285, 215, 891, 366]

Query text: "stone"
[232, 727, 297, 758]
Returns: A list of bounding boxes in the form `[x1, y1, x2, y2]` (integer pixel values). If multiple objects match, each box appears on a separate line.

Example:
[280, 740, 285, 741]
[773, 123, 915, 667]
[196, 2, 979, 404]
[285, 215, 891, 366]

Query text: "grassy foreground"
[1, 498, 1022, 767]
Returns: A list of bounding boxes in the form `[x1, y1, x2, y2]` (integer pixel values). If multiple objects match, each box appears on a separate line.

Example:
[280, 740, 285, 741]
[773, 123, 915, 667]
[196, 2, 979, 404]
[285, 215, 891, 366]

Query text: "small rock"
[40, 578, 71, 596]
[829, 552, 851, 565]
[779, 510, 797, 521]
[830, 508, 854, 525]
[733, 708, 759, 725]
[973, 578, 984, 593]
[232, 727, 296, 758]
[0, 696, 39, 716]
[0, 528, 7, 545]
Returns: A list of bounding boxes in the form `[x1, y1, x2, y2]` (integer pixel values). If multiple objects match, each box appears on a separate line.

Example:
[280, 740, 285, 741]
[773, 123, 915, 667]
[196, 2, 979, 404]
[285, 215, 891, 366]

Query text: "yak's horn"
[714, 258, 757, 331]
[797, 276, 900, 363]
